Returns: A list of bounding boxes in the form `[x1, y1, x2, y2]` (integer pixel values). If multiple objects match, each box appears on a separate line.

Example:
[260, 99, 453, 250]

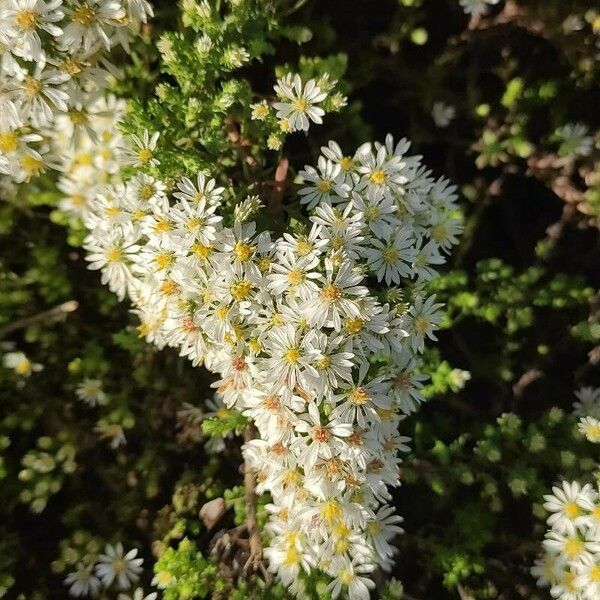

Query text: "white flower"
[578, 416, 600, 444]
[118, 588, 158, 600]
[459, 0, 501, 17]
[95, 543, 143, 590]
[298, 156, 348, 209]
[173, 172, 224, 206]
[573, 387, 600, 419]
[543, 481, 597, 535]
[2, 351, 43, 376]
[65, 563, 102, 597]
[76, 378, 108, 406]
[327, 557, 375, 600]
[8, 66, 70, 127]
[61, 0, 126, 52]
[273, 73, 327, 132]
[556, 123, 594, 157]
[431, 101, 456, 128]
[0, 0, 64, 62]
[123, 129, 160, 168]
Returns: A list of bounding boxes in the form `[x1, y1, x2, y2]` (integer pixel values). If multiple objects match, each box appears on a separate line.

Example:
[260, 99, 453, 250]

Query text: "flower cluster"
[532, 388, 600, 600]
[573, 387, 600, 445]
[251, 73, 346, 150]
[0, 0, 151, 183]
[64, 542, 148, 598]
[70, 104, 461, 594]
[532, 481, 600, 600]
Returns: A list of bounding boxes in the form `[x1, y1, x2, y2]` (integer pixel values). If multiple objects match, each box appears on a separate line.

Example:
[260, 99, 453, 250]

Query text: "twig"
[0, 300, 78, 339]
[242, 425, 268, 579]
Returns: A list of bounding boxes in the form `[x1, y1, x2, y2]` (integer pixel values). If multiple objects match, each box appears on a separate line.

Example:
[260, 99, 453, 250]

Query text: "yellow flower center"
[287, 270, 305, 286]
[365, 205, 381, 220]
[344, 317, 364, 334]
[230, 279, 253, 301]
[431, 224, 449, 241]
[139, 184, 155, 200]
[154, 252, 174, 270]
[23, 77, 41, 97]
[186, 217, 203, 230]
[317, 180, 332, 193]
[296, 239, 312, 256]
[72, 5, 96, 26]
[414, 316, 431, 333]
[192, 243, 212, 259]
[137, 148, 153, 163]
[69, 110, 88, 125]
[284, 348, 301, 364]
[321, 499, 342, 525]
[20, 154, 44, 177]
[563, 537, 584, 559]
[283, 546, 300, 567]
[293, 97, 309, 112]
[340, 156, 354, 171]
[106, 247, 123, 263]
[234, 241, 254, 262]
[316, 357, 330, 370]
[15, 358, 32, 375]
[370, 169, 387, 185]
[349, 386, 369, 406]
[383, 247, 400, 263]
[321, 283, 342, 303]
[0, 132, 19, 153]
[153, 219, 172, 233]
[105, 206, 120, 218]
[16, 10, 37, 30]
[564, 502, 582, 519]
[590, 565, 600, 583]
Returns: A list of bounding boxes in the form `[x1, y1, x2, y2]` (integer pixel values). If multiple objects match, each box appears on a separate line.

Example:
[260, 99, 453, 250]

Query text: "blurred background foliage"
[0, 0, 599, 598]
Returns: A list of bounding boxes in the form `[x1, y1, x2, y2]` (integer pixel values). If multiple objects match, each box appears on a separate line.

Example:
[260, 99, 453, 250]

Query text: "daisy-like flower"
[298, 156, 348, 209]
[61, 0, 126, 52]
[459, 0, 501, 17]
[320, 140, 359, 187]
[95, 543, 143, 590]
[543, 531, 600, 564]
[555, 122, 595, 158]
[2, 351, 43, 376]
[531, 552, 566, 589]
[8, 66, 70, 127]
[0, 0, 64, 62]
[303, 259, 369, 331]
[573, 387, 600, 419]
[362, 227, 416, 285]
[123, 130, 160, 168]
[76, 378, 108, 406]
[327, 556, 375, 600]
[273, 73, 327, 132]
[293, 402, 352, 470]
[578, 416, 600, 444]
[262, 324, 317, 388]
[65, 563, 102, 598]
[84, 227, 141, 300]
[118, 588, 158, 600]
[573, 555, 600, 600]
[431, 101, 456, 128]
[407, 294, 443, 353]
[543, 481, 597, 535]
[173, 172, 224, 206]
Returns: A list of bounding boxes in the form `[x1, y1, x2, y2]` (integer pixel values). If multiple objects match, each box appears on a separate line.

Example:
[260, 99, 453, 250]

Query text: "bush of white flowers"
[52, 73, 462, 593]
[0, 0, 152, 182]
